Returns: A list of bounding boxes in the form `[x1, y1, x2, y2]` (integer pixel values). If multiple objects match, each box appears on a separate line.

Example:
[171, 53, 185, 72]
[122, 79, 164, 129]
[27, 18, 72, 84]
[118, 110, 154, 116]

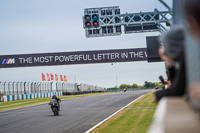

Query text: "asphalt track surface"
[0, 89, 153, 133]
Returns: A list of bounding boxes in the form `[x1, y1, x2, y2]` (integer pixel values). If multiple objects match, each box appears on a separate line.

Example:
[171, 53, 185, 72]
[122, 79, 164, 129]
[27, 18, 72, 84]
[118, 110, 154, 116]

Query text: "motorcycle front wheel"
[54, 111, 57, 116]
[52, 107, 58, 116]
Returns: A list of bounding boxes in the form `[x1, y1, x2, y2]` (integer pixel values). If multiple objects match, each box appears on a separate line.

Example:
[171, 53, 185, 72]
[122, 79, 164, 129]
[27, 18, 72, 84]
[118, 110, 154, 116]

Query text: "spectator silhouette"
[154, 25, 186, 102]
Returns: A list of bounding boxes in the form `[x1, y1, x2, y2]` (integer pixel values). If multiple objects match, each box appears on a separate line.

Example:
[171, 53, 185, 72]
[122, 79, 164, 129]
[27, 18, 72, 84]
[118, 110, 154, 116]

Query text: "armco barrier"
[1, 92, 62, 102]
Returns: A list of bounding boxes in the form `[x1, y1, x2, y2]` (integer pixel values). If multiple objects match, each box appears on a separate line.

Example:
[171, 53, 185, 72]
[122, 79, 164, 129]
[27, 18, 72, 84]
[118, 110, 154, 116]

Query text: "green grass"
[92, 92, 157, 133]
[0, 92, 111, 112]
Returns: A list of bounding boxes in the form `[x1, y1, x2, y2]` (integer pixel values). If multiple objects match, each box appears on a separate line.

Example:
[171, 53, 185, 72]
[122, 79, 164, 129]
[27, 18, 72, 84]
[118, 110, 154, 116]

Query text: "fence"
[0, 81, 105, 102]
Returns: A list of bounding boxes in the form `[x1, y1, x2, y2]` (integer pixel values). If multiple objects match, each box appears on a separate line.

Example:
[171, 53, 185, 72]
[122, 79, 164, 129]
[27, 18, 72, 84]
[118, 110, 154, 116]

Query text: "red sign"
[42, 73, 46, 81]
[50, 73, 54, 80]
[47, 74, 50, 81]
[60, 75, 63, 81]
[55, 74, 58, 81]
[64, 75, 67, 82]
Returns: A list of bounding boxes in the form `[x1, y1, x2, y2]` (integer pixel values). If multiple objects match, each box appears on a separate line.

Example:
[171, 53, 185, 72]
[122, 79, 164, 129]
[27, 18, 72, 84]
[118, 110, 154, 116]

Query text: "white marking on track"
[85, 94, 146, 133]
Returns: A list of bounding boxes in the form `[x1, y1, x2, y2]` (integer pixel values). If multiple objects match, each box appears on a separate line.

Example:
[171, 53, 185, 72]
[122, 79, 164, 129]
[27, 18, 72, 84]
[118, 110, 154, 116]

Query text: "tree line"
[119, 81, 163, 89]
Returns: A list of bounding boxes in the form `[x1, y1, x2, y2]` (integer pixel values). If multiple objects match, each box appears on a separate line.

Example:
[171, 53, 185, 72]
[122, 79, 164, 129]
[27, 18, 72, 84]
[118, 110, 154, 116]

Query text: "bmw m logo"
[2, 58, 15, 64]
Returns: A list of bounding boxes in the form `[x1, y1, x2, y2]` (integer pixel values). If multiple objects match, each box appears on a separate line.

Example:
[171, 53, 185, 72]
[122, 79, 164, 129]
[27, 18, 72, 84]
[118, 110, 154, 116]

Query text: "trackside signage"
[0, 48, 147, 68]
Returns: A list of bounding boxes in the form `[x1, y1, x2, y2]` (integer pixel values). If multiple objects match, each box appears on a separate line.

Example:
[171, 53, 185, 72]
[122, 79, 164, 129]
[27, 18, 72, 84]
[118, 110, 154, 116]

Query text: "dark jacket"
[168, 66, 176, 84]
[155, 57, 186, 101]
[54, 97, 61, 103]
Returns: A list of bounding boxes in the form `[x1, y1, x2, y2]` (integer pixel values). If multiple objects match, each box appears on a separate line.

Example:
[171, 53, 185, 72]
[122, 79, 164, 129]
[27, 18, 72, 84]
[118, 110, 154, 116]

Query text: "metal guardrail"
[0, 81, 56, 96]
[0, 81, 105, 97]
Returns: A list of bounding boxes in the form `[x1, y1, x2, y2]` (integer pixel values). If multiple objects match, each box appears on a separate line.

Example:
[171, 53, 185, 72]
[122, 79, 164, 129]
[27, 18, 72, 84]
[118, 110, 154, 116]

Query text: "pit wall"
[2, 92, 62, 102]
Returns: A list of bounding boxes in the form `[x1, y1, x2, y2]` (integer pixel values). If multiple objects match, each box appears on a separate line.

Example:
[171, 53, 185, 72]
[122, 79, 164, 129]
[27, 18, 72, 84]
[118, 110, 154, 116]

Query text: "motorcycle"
[49, 99, 60, 116]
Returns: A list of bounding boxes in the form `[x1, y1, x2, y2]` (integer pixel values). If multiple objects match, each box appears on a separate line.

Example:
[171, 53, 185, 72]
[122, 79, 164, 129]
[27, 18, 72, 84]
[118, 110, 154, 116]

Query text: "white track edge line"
[85, 94, 146, 133]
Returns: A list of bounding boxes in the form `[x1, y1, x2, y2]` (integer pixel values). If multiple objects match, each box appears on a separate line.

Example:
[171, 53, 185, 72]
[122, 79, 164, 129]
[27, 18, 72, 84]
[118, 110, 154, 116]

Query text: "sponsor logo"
[2, 58, 15, 64]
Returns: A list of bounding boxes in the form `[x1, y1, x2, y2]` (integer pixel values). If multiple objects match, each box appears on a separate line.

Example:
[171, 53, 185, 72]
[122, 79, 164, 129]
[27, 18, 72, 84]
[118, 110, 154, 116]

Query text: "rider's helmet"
[52, 95, 57, 99]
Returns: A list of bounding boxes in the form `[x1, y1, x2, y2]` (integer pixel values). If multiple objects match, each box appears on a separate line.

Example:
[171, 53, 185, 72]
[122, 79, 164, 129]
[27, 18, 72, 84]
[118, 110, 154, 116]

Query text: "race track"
[0, 89, 153, 133]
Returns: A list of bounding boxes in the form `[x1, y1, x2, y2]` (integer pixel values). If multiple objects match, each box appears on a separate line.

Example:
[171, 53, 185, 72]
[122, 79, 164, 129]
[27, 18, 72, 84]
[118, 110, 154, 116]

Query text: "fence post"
[3, 82, 6, 95]
[8, 82, 12, 95]
[50, 82, 53, 92]
[16, 82, 19, 95]
[12, 82, 15, 95]
[24, 82, 26, 94]
[56, 82, 58, 92]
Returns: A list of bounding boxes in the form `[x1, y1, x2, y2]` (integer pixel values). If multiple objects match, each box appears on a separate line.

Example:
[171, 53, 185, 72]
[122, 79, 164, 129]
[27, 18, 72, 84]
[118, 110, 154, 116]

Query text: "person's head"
[158, 46, 174, 67]
[52, 95, 57, 99]
[185, 0, 200, 41]
[160, 25, 185, 66]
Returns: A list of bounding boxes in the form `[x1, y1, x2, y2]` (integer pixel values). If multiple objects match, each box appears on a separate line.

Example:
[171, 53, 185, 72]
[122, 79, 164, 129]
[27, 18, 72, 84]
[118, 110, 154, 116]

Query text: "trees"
[144, 81, 150, 88]
[119, 84, 128, 89]
[144, 81, 163, 88]
[119, 84, 132, 89]
[119, 81, 162, 89]
[119, 83, 143, 89]
[132, 83, 138, 88]
[154, 82, 163, 87]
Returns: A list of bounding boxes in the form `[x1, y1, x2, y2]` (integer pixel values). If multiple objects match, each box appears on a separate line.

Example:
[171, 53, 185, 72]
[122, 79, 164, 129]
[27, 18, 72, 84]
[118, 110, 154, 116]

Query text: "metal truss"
[83, 0, 173, 37]
[99, 9, 172, 33]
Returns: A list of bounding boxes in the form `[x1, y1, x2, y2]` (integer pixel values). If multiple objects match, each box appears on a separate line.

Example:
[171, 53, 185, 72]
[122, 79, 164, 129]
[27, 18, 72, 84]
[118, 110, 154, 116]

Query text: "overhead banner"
[0, 48, 147, 68]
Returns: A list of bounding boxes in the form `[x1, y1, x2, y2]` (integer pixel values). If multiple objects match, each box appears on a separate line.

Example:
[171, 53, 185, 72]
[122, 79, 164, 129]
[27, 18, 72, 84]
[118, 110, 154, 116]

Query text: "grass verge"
[0, 92, 111, 112]
[92, 92, 157, 133]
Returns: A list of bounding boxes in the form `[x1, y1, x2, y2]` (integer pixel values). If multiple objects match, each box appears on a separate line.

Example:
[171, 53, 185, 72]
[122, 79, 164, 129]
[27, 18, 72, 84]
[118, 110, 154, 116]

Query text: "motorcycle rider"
[50, 95, 61, 111]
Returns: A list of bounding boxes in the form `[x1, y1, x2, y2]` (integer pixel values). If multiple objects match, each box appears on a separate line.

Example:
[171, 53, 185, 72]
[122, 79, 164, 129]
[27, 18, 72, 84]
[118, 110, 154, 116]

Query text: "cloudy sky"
[0, 0, 172, 88]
